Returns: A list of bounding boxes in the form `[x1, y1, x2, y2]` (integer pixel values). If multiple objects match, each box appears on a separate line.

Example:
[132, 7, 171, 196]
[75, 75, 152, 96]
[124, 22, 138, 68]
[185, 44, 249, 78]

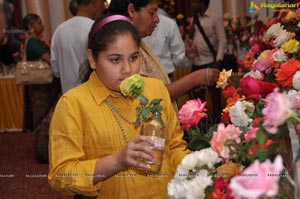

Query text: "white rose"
[272, 48, 288, 62]
[266, 23, 283, 37]
[273, 30, 289, 47]
[242, 100, 255, 116]
[181, 153, 199, 171]
[168, 179, 186, 199]
[184, 177, 207, 199]
[292, 71, 300, 91]
[244, 70, 263, 80]
[229, 101, 252, 127]
[195, 148, 221, 169]
[194, 170, 213, 187]
[174, 165, 190, 180]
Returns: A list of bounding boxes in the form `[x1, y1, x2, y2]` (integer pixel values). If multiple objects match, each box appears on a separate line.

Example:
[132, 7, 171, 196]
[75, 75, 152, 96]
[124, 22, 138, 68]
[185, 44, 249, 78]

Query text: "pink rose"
[249, 35, 259, 46]
[210, 123, 242, 159]
[244, 128, 259, 143]
[251, 60, 268, 72]
[262, 89, 291, 134]
[263, 49, 280, 71]
[288, 91, 300, 111]
[296, 8, 300, 20]
[250, 44, 260, 54]
[178, 99, 207, 131]
[229, 155, 283, 199]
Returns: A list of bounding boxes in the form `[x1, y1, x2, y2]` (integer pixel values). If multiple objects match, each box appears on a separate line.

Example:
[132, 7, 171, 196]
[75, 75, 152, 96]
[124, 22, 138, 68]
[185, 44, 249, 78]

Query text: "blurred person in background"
[142, 1, 197, 82]
[0, 2, 21, 67]
[23, 13, 61, 163]
[189, 0, 227, 124]
[51, 0, 106, 94]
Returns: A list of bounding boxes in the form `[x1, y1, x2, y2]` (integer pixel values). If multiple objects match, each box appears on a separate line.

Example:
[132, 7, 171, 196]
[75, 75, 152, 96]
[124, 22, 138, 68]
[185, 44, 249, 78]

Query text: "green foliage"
[186, 123, 215, 151]
[134, 94, 162, 127]
[256, 129, 267, 144]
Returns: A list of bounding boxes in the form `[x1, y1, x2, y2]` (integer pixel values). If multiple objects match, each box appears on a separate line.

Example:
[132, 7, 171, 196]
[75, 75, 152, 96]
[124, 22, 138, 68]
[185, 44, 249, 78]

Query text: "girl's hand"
[117, 135, 156, 170]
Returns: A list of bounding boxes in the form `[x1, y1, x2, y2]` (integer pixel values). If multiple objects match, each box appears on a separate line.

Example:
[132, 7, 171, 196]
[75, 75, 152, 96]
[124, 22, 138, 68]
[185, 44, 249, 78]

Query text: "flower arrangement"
[119, 74, 162, 126]
[168, 8, 300, 197]
[223, 12, 264, 56]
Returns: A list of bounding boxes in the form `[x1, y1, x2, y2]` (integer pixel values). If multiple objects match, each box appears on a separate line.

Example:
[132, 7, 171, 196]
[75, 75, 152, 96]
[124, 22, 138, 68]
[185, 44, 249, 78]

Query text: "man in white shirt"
[142, 13, 197, 82]
[51, 0, 105, 93]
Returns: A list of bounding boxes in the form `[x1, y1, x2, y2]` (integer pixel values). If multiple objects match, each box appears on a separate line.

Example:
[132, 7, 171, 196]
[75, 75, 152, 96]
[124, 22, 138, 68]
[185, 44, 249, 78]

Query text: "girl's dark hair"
[202, 0, 210, 7]
[69, 0, 78, 16]
[77, 0, 93, 6]
[80, 14, 141, 82]
[108, 0, 155, 16]
[23, 13, 39, 31]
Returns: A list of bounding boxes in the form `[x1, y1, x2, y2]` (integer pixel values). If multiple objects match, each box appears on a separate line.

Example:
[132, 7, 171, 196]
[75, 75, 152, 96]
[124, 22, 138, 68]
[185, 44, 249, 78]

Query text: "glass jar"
[138, 112, 166, 173]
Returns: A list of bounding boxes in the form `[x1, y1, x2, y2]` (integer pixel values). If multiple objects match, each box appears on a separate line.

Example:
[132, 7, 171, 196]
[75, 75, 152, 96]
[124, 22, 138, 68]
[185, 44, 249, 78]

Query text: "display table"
[0, 77, 24, 132]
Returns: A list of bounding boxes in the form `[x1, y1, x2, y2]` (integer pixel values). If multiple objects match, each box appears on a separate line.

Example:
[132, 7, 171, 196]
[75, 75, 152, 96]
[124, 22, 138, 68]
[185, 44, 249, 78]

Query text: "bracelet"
[199, 68, 209, 89]
[206, 68, 209, 86]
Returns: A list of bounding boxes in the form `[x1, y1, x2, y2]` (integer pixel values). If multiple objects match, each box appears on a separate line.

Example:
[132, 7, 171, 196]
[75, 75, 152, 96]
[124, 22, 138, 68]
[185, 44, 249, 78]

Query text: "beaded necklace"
[105, 98, 136, 143]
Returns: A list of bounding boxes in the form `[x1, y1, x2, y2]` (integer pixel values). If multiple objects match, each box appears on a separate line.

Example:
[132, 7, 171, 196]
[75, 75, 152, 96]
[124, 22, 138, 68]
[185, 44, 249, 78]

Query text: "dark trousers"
[189, 62, 222, 125]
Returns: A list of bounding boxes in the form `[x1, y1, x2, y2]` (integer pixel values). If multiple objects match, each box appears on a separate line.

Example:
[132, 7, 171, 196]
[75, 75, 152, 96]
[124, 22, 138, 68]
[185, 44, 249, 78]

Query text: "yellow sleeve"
[48, 96, 101, 197]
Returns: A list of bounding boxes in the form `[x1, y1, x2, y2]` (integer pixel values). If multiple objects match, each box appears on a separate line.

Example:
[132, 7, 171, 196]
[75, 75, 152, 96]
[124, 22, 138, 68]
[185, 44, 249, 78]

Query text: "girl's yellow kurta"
[48, 72, 189, 199]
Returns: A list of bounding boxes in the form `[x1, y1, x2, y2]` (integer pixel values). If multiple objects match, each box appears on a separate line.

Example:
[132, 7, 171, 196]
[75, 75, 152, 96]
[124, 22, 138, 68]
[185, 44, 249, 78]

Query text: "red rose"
[239, 76, 277, 100]
[276, 58, 300, 87]
[239, 76, 262, 100]
[222, 86, 238, 99]
[221, 112, 230, 123]
[252, 117, 263, 127]
[259, 81, 278, 96]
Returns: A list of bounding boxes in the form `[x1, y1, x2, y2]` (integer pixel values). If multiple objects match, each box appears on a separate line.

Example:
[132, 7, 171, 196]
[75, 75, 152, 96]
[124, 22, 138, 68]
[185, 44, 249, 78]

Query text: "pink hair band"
[90, 15, 133, 39]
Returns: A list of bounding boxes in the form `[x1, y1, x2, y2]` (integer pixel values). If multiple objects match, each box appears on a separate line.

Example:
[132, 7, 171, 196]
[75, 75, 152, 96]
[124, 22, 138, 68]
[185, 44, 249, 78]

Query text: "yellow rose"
[259, 50, 270, 59]
[285, 10, 295, 22]
[119, 74, 144, 98]
[216, 69, 232, 89]
[281, 39, 300, 53]
[231, 18, 238, 25]
[216, 161, 242, 180]
[176, 13, 184, 20]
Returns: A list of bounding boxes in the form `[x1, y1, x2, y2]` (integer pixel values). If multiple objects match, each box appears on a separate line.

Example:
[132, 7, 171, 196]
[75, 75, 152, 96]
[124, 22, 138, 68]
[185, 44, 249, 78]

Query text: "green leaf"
[134, 116, 141, 127]
[149, 98, 162, 106]
[256, 129, 267, 144]
[153, 105, 163, 113]
[189, 126, 201, 137]
[267, 143, 280, 155]
[141, 107, 151, 120]
[137, 95, 148, 106]
[188, 136, 210, 151]
[251, 148, 267, 162]
[136, 107, 142, 114]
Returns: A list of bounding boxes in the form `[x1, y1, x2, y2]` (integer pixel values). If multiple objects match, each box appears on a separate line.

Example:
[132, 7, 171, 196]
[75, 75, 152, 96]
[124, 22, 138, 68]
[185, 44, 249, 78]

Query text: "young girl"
[48, 15, 189, 198]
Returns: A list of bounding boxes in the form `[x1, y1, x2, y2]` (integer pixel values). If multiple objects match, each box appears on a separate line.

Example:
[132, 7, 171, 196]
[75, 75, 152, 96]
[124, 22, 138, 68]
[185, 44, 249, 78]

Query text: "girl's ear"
[87, 49, 96, 70]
